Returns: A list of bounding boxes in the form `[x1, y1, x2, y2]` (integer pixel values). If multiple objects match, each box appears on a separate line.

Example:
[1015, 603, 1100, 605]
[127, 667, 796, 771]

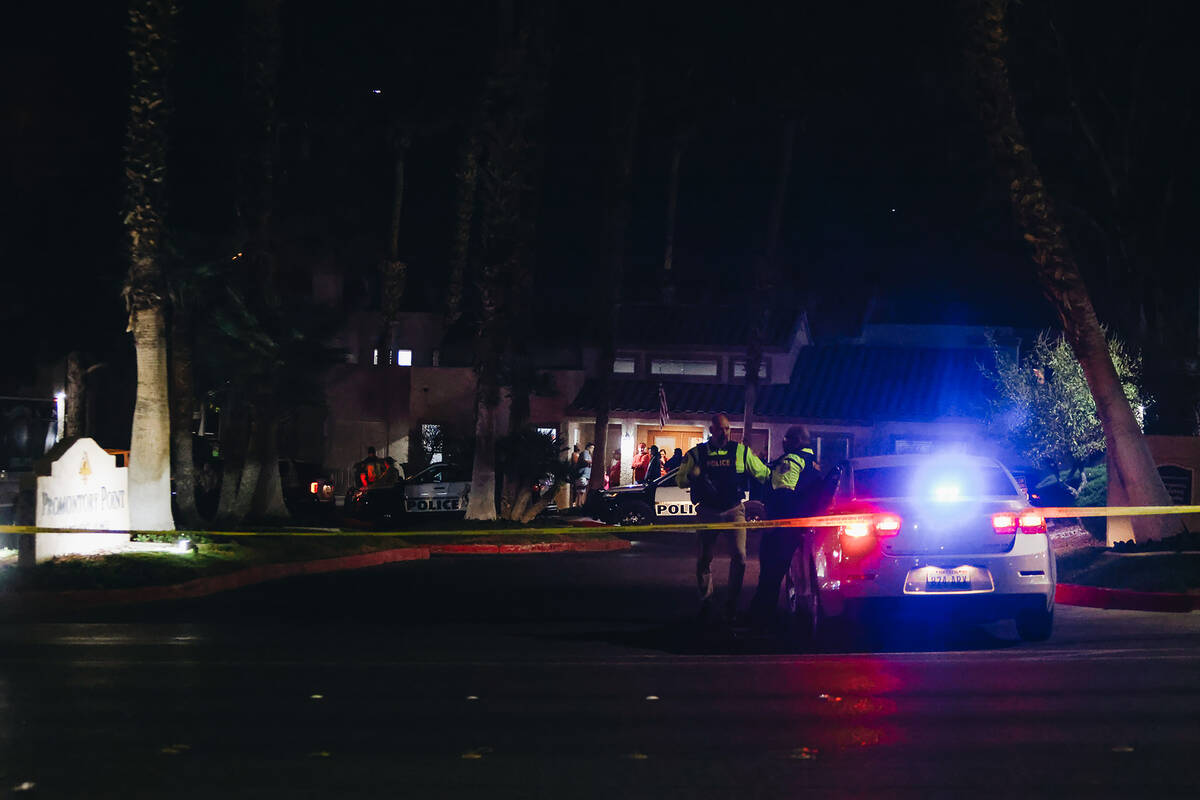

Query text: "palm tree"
[464, 0, 524, 521]
[123, 0, 177, 532]
[444, 123, 481, 328]
[587, 56, 642, 495]
[965, 0, 1175, 542]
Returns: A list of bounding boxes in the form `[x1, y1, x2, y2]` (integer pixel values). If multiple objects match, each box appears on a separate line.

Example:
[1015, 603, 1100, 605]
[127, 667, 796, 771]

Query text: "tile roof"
[763, 345, 994, 422]
[568, 345, 995, 423]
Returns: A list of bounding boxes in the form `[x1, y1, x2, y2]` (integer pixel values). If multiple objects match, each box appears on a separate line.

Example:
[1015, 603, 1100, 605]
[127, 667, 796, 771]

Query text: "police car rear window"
[852, 466, 1019, 499]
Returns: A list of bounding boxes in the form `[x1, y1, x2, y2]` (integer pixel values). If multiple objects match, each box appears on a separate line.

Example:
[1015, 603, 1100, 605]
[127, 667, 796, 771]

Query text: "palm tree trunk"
[250, 404, 288, 520]
[966, 0, 1174, 543]
[742, 118, 797, 451]
[128, 305, 175, 531]
[123, 0, 177, 532]
[588, 60, 641, 493]
[169, 304, 201, 528]
[445, 128, 481, 327]
[65, 351, 85, 439]
[229, 408, 266, 522]
[214, 389, 248, 526]
[465, 392, 499, 520]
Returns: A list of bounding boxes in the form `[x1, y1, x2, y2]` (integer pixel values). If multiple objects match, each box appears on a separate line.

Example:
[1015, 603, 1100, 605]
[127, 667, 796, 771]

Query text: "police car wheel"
[618, 502, 651, 527]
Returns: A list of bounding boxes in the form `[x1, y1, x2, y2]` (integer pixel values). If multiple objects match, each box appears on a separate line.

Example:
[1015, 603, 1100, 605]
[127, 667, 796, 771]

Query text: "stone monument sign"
[32, 437, 131, 561]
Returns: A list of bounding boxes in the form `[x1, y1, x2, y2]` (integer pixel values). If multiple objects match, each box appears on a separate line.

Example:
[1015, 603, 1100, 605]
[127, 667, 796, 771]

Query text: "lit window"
[613, 357, 636, 374]
[372, 348, 380, 365]
[395, 349, 412, 366]
[732, 360, 767, 379]
[894, 439, 933, 455]
[650, 358, 718, 377]
[537, 426, 557, 441]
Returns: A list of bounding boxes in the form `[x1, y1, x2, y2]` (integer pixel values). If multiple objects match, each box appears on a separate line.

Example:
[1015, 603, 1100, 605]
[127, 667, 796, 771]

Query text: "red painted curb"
[570, 538, 632, 552]
[0, 547, 430, 615]
[1055, 583, 1199, 613]
[429, 544, 500, 554]
[428, 539, 631, 555]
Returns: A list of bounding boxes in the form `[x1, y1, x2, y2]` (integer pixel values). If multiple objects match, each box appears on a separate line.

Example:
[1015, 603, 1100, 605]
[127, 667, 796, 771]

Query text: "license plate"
[925, 568, 971, 591]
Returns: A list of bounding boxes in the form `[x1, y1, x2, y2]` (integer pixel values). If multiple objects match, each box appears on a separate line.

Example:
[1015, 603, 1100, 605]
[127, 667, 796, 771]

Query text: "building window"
[894, 439, 933, 455]
[613, 357, 636, 374]
[732, 360, 768, 379]
[373, 348, 413, 366]
[421, 423, 444, 464]
[815, 434, 851, 465]
[536, 426, 558, 442]
[1158, 465, 1193, 505]
[650, 358, 719, 377]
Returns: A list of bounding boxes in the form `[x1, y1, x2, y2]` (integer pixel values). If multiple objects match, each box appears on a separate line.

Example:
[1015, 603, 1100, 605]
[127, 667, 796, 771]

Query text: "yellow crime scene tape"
[1, 505, 1197, 539]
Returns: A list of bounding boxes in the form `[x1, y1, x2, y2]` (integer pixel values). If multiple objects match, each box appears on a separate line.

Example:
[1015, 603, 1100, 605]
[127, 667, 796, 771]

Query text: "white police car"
[781, 454, 1057, 643]
[344, 462, 471, 525]
[402, 463, 472, 514]
[596, 467, 764, 526]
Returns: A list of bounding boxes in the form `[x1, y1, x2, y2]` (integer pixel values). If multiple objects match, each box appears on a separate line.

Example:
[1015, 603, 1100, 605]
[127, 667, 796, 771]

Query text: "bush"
[1075, 465, 1108, 541]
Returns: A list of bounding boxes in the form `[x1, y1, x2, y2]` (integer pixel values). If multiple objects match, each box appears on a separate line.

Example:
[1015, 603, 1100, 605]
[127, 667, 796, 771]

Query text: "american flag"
[658, 383, 669, 429]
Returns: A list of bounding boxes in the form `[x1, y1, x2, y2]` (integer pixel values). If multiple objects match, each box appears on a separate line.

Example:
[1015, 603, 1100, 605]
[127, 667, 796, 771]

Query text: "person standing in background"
[632, 443, 650, 483]
[646, 444, 663, 482]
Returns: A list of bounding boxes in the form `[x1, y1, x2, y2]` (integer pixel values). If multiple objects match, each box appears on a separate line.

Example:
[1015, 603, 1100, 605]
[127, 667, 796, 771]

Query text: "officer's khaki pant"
[696, 503, 747, 614]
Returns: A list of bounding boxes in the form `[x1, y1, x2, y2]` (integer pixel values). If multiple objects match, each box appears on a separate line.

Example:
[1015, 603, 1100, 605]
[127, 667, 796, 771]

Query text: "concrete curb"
[1055, 583, 1200, 613]
[0, 538, 631, 615]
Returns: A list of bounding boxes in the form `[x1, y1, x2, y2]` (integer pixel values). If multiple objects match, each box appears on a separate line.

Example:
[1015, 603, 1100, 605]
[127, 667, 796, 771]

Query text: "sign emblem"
[79, 453, 92, 483]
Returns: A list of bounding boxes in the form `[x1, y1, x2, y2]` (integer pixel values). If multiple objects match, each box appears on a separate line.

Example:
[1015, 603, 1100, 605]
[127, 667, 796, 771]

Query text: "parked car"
[279, 459, 336, 521]
[592, 467, 764, 526]
[780, 454, 1056, 643]
[343, 462, 471, 525]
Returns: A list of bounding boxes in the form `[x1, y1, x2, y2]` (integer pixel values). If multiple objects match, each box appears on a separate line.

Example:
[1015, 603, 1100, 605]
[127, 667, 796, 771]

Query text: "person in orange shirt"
[632, 442, 651, 483]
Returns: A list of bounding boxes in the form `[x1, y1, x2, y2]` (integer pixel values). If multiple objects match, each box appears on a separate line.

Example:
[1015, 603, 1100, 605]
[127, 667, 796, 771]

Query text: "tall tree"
[214, 0, 287, 524]
[168, 283, 201, 528]
[444, 138, 480, 328]
[741, 117, 797, 450]
[464, 0, 525, 521]
[964, 0, 1175, 542]
[587, 55, 642, 494]
[1025, 4, 1199, 432]
[123, 0, 177, 532]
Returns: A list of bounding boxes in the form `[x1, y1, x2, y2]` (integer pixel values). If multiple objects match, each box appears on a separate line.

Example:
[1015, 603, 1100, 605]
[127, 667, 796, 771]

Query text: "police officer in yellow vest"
[748, 425, 823, 629]
[677, 413, 771, 622]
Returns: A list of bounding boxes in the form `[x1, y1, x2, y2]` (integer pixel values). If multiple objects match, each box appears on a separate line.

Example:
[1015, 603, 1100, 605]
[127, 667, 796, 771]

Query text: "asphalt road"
[2, 533, 1199, 799]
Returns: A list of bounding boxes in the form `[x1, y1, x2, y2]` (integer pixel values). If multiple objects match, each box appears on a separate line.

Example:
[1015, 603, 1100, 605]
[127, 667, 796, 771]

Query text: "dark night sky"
[4, 1, 1197, 397]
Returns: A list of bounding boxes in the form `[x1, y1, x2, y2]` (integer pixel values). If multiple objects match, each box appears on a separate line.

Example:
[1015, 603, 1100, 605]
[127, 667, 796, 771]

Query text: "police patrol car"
[344, 462, 471, 525]
[595, 468, 764, 526]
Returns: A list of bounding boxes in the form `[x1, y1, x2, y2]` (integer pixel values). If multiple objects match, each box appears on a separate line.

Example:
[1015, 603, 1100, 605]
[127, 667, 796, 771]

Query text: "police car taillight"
[1017, 512, 1046, 534]
[993, 512, 1045, 534]
[874, 516, 902, 535]
[840, 515, 902, 538]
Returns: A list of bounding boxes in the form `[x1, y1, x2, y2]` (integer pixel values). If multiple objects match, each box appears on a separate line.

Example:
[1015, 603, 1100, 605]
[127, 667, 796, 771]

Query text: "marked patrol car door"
[651, 470, 698, 522]
[404, 464, 471, 513]
[651, 467, 754, 523]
